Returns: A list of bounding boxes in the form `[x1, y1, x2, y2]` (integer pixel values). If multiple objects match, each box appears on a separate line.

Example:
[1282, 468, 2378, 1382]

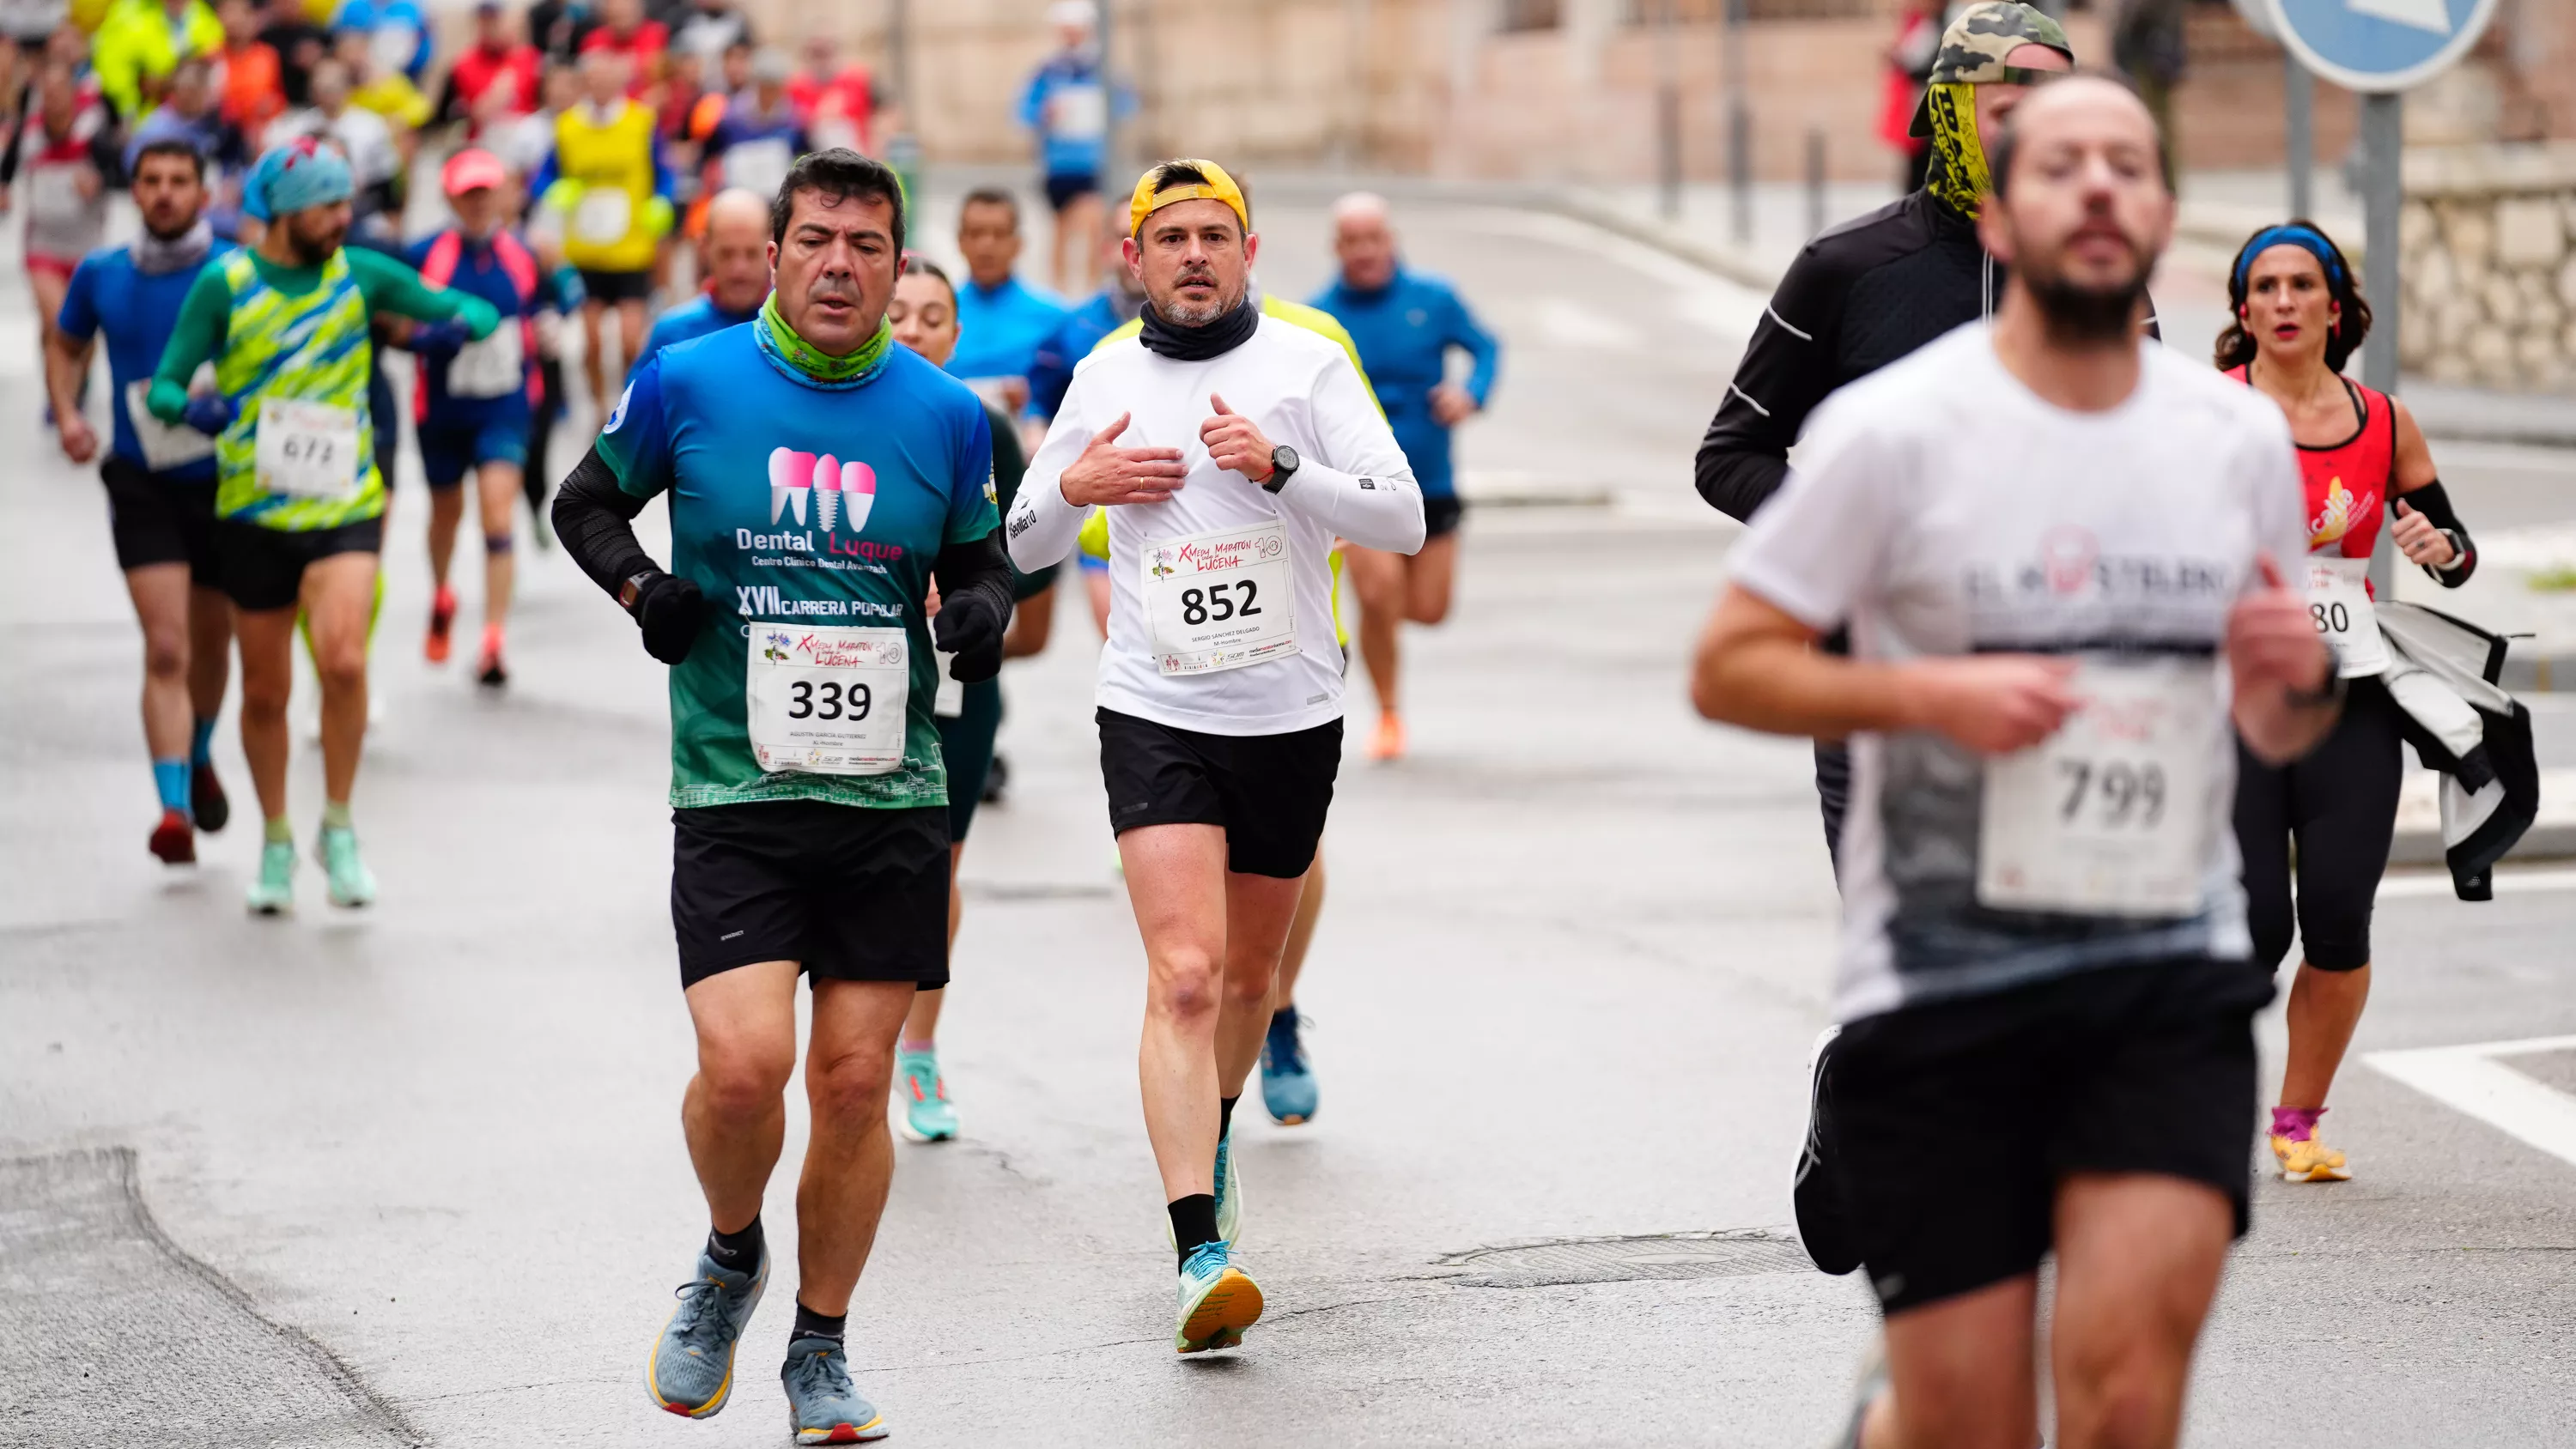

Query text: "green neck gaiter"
[756, 292, 893, 387]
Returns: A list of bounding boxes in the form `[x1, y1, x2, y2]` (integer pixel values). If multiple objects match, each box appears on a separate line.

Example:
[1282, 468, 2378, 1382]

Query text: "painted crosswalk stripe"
[2366, 1035, 2576, 1170]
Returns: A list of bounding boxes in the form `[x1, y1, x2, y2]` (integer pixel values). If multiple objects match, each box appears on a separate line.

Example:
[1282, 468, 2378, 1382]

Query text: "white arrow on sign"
[2348, 0, 2453, 34]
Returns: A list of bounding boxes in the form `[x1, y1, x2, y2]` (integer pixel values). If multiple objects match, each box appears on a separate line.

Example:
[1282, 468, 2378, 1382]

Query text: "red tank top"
[2228, 364, 2396, 561]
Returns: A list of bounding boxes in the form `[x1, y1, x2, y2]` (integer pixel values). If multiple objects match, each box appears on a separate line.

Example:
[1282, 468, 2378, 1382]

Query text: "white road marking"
[1452, 207, 1771, 338]
[2378, 868, 2576, 899]
[2366, 1035, 2576, 1169]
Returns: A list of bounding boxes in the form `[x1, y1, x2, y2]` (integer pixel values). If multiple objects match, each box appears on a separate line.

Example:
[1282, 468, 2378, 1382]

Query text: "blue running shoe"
[644, 1251, 767, 1418]
[781, 1336, 889, 1443]
[1174, 1240, 1263, 1354]
[893, 1047, 957, 1143]
[1260, 1007, 1318, 1125]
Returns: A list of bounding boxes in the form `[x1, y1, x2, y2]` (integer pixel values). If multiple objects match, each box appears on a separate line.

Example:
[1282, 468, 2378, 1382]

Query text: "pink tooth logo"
[841, 461, 875, 534]
[769, 447, 815, 525]
[813, 453, 842, 531]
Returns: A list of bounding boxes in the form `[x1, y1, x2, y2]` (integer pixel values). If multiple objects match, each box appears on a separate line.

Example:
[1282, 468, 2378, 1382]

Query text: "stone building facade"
[2401, 145, 2576, 396]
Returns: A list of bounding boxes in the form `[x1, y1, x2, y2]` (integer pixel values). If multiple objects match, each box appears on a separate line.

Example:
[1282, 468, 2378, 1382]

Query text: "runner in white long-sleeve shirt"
[1009, 158, 1423, 1355]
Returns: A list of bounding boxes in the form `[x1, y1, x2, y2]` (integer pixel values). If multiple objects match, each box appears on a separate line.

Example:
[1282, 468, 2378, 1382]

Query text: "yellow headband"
[1127, 159, 1249, 237]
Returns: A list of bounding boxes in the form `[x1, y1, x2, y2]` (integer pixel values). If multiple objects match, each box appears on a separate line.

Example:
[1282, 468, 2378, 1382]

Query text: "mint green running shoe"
[315, 826, 376, 907]
[893, 1048, 957, 1143]
[246, 839, 296, 916]
[1174, 1241, 1262, 1355]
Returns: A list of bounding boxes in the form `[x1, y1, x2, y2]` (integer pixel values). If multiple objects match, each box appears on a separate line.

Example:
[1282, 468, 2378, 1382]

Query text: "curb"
[2390, 821, 2576, 868]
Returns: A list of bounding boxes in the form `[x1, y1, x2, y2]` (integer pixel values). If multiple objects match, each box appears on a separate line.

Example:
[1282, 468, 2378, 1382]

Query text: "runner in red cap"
[402, 148, 569, 686]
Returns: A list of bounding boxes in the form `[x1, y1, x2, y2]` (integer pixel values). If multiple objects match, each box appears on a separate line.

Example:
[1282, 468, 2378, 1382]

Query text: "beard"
[1156, 270, 1241, 326]
[287, 221, 346, 264]
[2026, 270, 2148, 346]
[143, 208, 201, 241]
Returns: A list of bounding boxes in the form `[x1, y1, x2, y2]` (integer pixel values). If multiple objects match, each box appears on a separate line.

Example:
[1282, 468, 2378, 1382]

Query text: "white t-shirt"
[1012, 313, 1425, 736]
[1728, 322, 2307, 1022]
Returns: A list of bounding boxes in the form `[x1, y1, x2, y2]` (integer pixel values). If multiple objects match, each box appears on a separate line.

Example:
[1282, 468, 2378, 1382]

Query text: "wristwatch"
[1262, 445, 1298, 494]
[618, 571, 657, 616]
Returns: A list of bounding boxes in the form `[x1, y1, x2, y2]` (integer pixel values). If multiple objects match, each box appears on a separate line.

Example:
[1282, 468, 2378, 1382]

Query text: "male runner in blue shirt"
[945, 185, 1066, 414]
[551, 149, 1013, 1444]
[632, 185, 769, 372]
[46, 137, 237, 865]
[1309, 191, 1499, 761]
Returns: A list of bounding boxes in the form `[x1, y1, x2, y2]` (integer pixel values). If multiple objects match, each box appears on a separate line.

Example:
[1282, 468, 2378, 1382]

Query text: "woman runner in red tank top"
[2218, 221, 2477, 1186]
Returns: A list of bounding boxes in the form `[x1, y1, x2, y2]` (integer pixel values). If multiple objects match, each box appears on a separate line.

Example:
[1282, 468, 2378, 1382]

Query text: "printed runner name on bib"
[1142, 518, 1297, 676]
[2306, 555, 2390, 678]
[744, 622, 910, 776]
[445, 324, 525, 400]
[573, 187, 632, 245]
[254, 397, 361, 498]
[1977, 655, 2221, 919]
[127, 379, 216, 470]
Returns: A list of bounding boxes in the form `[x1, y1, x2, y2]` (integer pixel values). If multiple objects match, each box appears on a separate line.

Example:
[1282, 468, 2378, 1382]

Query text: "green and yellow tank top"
[213, 247, 381, 531]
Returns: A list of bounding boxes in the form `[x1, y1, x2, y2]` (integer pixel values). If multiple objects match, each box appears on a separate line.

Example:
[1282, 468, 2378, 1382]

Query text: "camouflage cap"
[1907, 2, 2077, 138]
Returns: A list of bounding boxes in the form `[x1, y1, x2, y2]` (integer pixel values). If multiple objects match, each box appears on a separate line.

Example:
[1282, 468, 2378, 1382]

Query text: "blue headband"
[2233, 224, 2343, 294]
[244, 138, 354, 223]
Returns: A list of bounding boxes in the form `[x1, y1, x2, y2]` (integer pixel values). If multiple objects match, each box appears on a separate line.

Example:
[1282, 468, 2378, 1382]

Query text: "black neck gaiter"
[1139, 298, 1259, 361]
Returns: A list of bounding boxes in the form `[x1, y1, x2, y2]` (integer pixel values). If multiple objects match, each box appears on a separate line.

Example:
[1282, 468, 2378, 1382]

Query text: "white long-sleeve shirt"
[1012, 312, 1425, 736]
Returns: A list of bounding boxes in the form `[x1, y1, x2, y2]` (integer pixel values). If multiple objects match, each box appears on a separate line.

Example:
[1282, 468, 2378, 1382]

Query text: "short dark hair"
[771, 148, 906, 254]
[1987, 70, 2173, 202]
[132, 137, 208, 183]
[958, 186, 1018, 229]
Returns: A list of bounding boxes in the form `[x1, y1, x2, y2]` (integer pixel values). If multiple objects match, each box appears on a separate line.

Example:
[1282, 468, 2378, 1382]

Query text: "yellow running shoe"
[2272, 1131, 2350, 1182]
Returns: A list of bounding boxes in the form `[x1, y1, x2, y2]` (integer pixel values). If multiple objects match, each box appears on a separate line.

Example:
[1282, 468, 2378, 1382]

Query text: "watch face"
[1273, 446, 1298, 473]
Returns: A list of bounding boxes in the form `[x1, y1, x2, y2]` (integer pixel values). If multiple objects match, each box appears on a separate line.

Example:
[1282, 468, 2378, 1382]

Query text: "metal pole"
[1657, 0, 1681, 221]
[2284, 52, 2313, 219]
[1097, 0, 1120, 191]
[1725, 0, 1750, 246]
[2361, 91, 2403, 596]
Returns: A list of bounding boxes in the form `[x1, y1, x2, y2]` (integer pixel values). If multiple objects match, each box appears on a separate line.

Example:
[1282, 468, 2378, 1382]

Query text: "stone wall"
[2400, 144, 2576, 395]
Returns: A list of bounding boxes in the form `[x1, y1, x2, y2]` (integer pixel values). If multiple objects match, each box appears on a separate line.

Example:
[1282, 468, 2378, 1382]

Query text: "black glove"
[629, 572, 708, 665]
[933, 586, 1007, 684]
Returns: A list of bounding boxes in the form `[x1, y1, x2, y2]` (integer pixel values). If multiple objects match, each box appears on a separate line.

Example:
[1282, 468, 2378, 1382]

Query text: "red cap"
[441, 149, 508, 197]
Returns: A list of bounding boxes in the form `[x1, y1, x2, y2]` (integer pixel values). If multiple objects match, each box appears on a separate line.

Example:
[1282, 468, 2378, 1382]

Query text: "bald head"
[1331, 191, 1397, 292]
[703, 187, 776, 314]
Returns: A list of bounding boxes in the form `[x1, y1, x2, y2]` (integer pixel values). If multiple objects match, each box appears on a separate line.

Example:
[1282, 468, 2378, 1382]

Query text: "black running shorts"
[214, 517, 383, 613]
[1828, 957, 2273, 1315]
[671, 800, 950, 991]
[577, 266, 655, 305]
[101, 457, 221, 585]
[1422, 494, 1465, 541]
[1097, 707, 1340, 879]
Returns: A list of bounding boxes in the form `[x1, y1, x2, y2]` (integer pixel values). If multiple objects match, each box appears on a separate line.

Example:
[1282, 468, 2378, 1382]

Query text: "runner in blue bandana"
[551, 149, 1012, 1445]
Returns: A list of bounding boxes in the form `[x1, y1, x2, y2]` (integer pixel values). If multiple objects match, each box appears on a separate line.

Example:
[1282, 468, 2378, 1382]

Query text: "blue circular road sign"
[2267, 0, 2500, 93]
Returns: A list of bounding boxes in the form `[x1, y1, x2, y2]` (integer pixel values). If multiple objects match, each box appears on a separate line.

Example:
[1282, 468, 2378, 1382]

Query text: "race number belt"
[126, 379, 216, 471]
[2306, 556, 2389, 678]
[1142, 519, 1297, 676]
[444, 324, 525, 400]
[744, 622, 909, 776]
[254, 397, 361, 499]
[573, 187, 632, 245]
[1976, 655, 2221, 919]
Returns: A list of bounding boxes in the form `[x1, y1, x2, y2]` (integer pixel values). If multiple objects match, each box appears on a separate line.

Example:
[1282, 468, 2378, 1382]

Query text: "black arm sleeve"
[550, 444, 659, 605]
[1694, 246, 1851, 523]
[933, 528, 1015, 627]
[2399, 479, 2477, 586]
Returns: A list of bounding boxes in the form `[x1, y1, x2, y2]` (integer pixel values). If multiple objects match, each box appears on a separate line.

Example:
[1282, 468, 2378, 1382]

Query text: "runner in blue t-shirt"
[1017, 2, 1132, 292]
[45, 138, 237, 867]
[1309, 192, 1501, 762]
[402, 149, 567, 686]
[550, 150, 1013, 1444]
[633, 185, 769, 374]
[945, 186, 1066, 412]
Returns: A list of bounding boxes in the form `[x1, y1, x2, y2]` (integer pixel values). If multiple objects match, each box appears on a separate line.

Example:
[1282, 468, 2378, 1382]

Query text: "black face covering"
[1139, 297, 1258, 361]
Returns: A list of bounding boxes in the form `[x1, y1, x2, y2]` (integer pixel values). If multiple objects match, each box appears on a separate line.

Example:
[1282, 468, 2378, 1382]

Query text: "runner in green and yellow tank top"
[148, 137, 500, 918]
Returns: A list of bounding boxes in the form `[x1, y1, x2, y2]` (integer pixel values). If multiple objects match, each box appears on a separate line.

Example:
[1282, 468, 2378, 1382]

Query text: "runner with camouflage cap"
[1909, 2, 2075, 218]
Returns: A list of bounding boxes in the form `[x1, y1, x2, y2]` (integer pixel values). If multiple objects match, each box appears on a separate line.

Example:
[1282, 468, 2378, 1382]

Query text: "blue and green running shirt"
[597, 326, 1000, 811]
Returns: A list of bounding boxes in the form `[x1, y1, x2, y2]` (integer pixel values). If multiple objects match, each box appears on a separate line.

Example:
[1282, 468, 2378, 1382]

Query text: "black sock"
[1169, 1193, 1220, 1270]
[1219, 1094, 1237, 1140]
[705, 1216, 762, 1274]
[791, 1300, 846, 1346]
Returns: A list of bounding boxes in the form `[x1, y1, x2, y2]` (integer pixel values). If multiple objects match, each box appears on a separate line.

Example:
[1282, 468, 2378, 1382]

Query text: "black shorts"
[577, 267, 655, 305]
[671, 800, 951, 991]
[1043, 172, 1099, 212]
[101, 457, 221, 585]
[1097, 707, 1340, 879]
[1423, 494, 1465, 540]
[1829, 957, 2273, 1315]
[215, 517, 383, 613]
